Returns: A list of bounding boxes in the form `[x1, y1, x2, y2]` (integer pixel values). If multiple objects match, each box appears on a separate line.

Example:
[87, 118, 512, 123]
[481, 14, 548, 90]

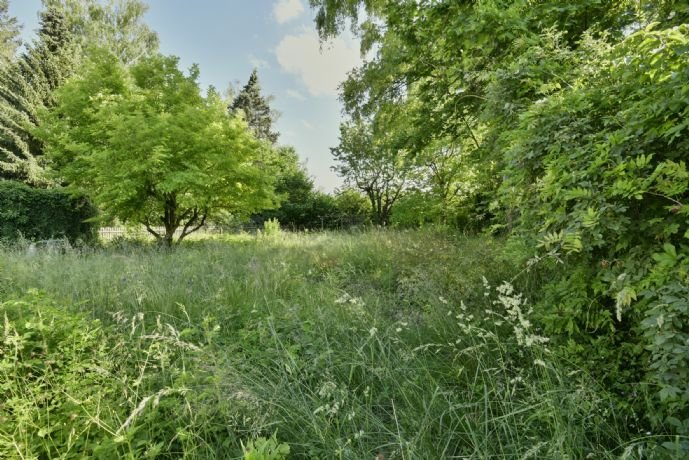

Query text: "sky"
[8, 0, 363, 192]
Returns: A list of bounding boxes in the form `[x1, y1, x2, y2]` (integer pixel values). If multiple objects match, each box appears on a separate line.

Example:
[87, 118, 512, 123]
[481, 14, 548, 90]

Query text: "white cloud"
[301, 120, 315, 130]
[286, 89, 305, 100]
[275, 30, 361, 97]
[249, 54, 270, 69]
[273, 0, 305, 24]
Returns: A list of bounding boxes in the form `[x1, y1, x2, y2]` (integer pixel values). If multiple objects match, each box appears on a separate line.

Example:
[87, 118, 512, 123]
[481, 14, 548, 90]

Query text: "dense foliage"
[0, 0, 157, 186]
[332, 118, 414, 225]
[311, 0, 689, 445]
[44, 0, 159, 65]
[251, 146, 372, 231]
[0, 6, 75, 185]
[3, 0, 689, 455]
[255, 165, 337, 230]
[0, 0, 20, 65]
[501, 23, 689, 432]
[38, 50, 276, 245]
[0, 180, 95, 243]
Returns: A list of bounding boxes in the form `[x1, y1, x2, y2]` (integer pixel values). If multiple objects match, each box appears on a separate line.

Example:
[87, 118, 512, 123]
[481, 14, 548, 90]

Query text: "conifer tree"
[229, 69, 279, 144]
[0, 0, 21, 65]
[0, 6, 76, 185]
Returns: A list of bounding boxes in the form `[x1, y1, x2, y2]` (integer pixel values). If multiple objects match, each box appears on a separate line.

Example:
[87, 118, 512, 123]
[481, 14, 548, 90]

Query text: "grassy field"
[1, 230, 631, 459]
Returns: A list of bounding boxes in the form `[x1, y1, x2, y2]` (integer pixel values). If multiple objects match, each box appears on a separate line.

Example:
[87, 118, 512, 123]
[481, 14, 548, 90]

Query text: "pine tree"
[0, 0, 21, 65]
[0, 6, 76, 185]
[229, 69, 279, 144]
[36, 4, 70, 53]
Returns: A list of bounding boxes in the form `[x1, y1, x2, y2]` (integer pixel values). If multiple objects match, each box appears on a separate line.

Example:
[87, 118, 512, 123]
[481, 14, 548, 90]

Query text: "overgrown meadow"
[2, 0, 689, 458]
[0, 229, 666, 459]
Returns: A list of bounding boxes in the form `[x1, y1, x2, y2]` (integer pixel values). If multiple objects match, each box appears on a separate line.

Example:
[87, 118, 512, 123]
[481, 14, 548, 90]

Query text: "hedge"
[0, 180, 97, 243]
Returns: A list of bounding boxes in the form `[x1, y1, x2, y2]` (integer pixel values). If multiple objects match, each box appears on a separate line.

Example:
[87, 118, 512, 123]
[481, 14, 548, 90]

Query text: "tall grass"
[0, 229, 633, 458]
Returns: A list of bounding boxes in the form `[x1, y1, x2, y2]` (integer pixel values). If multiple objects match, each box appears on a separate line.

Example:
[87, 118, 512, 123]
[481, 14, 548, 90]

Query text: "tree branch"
[179, 208, 207, 242]
[175, 207, 194, 227]
[143, 221, 162, 240]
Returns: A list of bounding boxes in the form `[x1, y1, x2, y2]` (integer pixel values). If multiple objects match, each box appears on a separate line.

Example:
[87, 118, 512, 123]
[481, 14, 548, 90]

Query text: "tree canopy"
[332, 118, 413, 225]
[0, 0, 160, 185]
[43, 0, 159, 64]
[38, 50, 276, 245]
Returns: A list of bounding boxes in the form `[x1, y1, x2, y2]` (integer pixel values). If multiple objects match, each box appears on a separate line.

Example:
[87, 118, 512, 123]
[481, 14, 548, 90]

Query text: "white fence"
[98, 225, 226, 241]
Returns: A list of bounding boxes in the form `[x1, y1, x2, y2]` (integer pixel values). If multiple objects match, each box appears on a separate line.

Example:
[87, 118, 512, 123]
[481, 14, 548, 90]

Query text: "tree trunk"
[162, 194, 178, 246]
[162, 232, 175, 247]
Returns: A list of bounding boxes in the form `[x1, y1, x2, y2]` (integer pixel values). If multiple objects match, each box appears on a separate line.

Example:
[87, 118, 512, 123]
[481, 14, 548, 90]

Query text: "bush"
[390, 190, 493, 232]
[390, 190, 437, 227]
[499, 25, 689, 439]
[0, 180, 97, 243]
[332, 188, 370, 228]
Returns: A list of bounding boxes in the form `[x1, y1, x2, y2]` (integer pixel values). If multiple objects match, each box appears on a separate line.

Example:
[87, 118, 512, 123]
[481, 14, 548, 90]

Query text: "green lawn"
[0, 230, 628, 459]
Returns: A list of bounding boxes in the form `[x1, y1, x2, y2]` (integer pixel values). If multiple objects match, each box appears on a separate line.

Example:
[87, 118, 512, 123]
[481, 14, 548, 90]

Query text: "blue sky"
[8, 0, 363, 192]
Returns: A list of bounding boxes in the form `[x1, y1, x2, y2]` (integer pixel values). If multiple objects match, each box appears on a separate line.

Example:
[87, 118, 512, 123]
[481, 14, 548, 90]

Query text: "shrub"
[332, 188, 370, 228]
[499, 24, 689, 438]
[0, 180, 97, 243]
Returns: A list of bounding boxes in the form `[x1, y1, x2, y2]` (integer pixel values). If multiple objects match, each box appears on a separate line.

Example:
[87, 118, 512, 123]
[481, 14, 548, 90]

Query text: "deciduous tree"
[332, 118, 412, 226]
[44, 0, 159, 64]
[39, 50, 277, 246]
